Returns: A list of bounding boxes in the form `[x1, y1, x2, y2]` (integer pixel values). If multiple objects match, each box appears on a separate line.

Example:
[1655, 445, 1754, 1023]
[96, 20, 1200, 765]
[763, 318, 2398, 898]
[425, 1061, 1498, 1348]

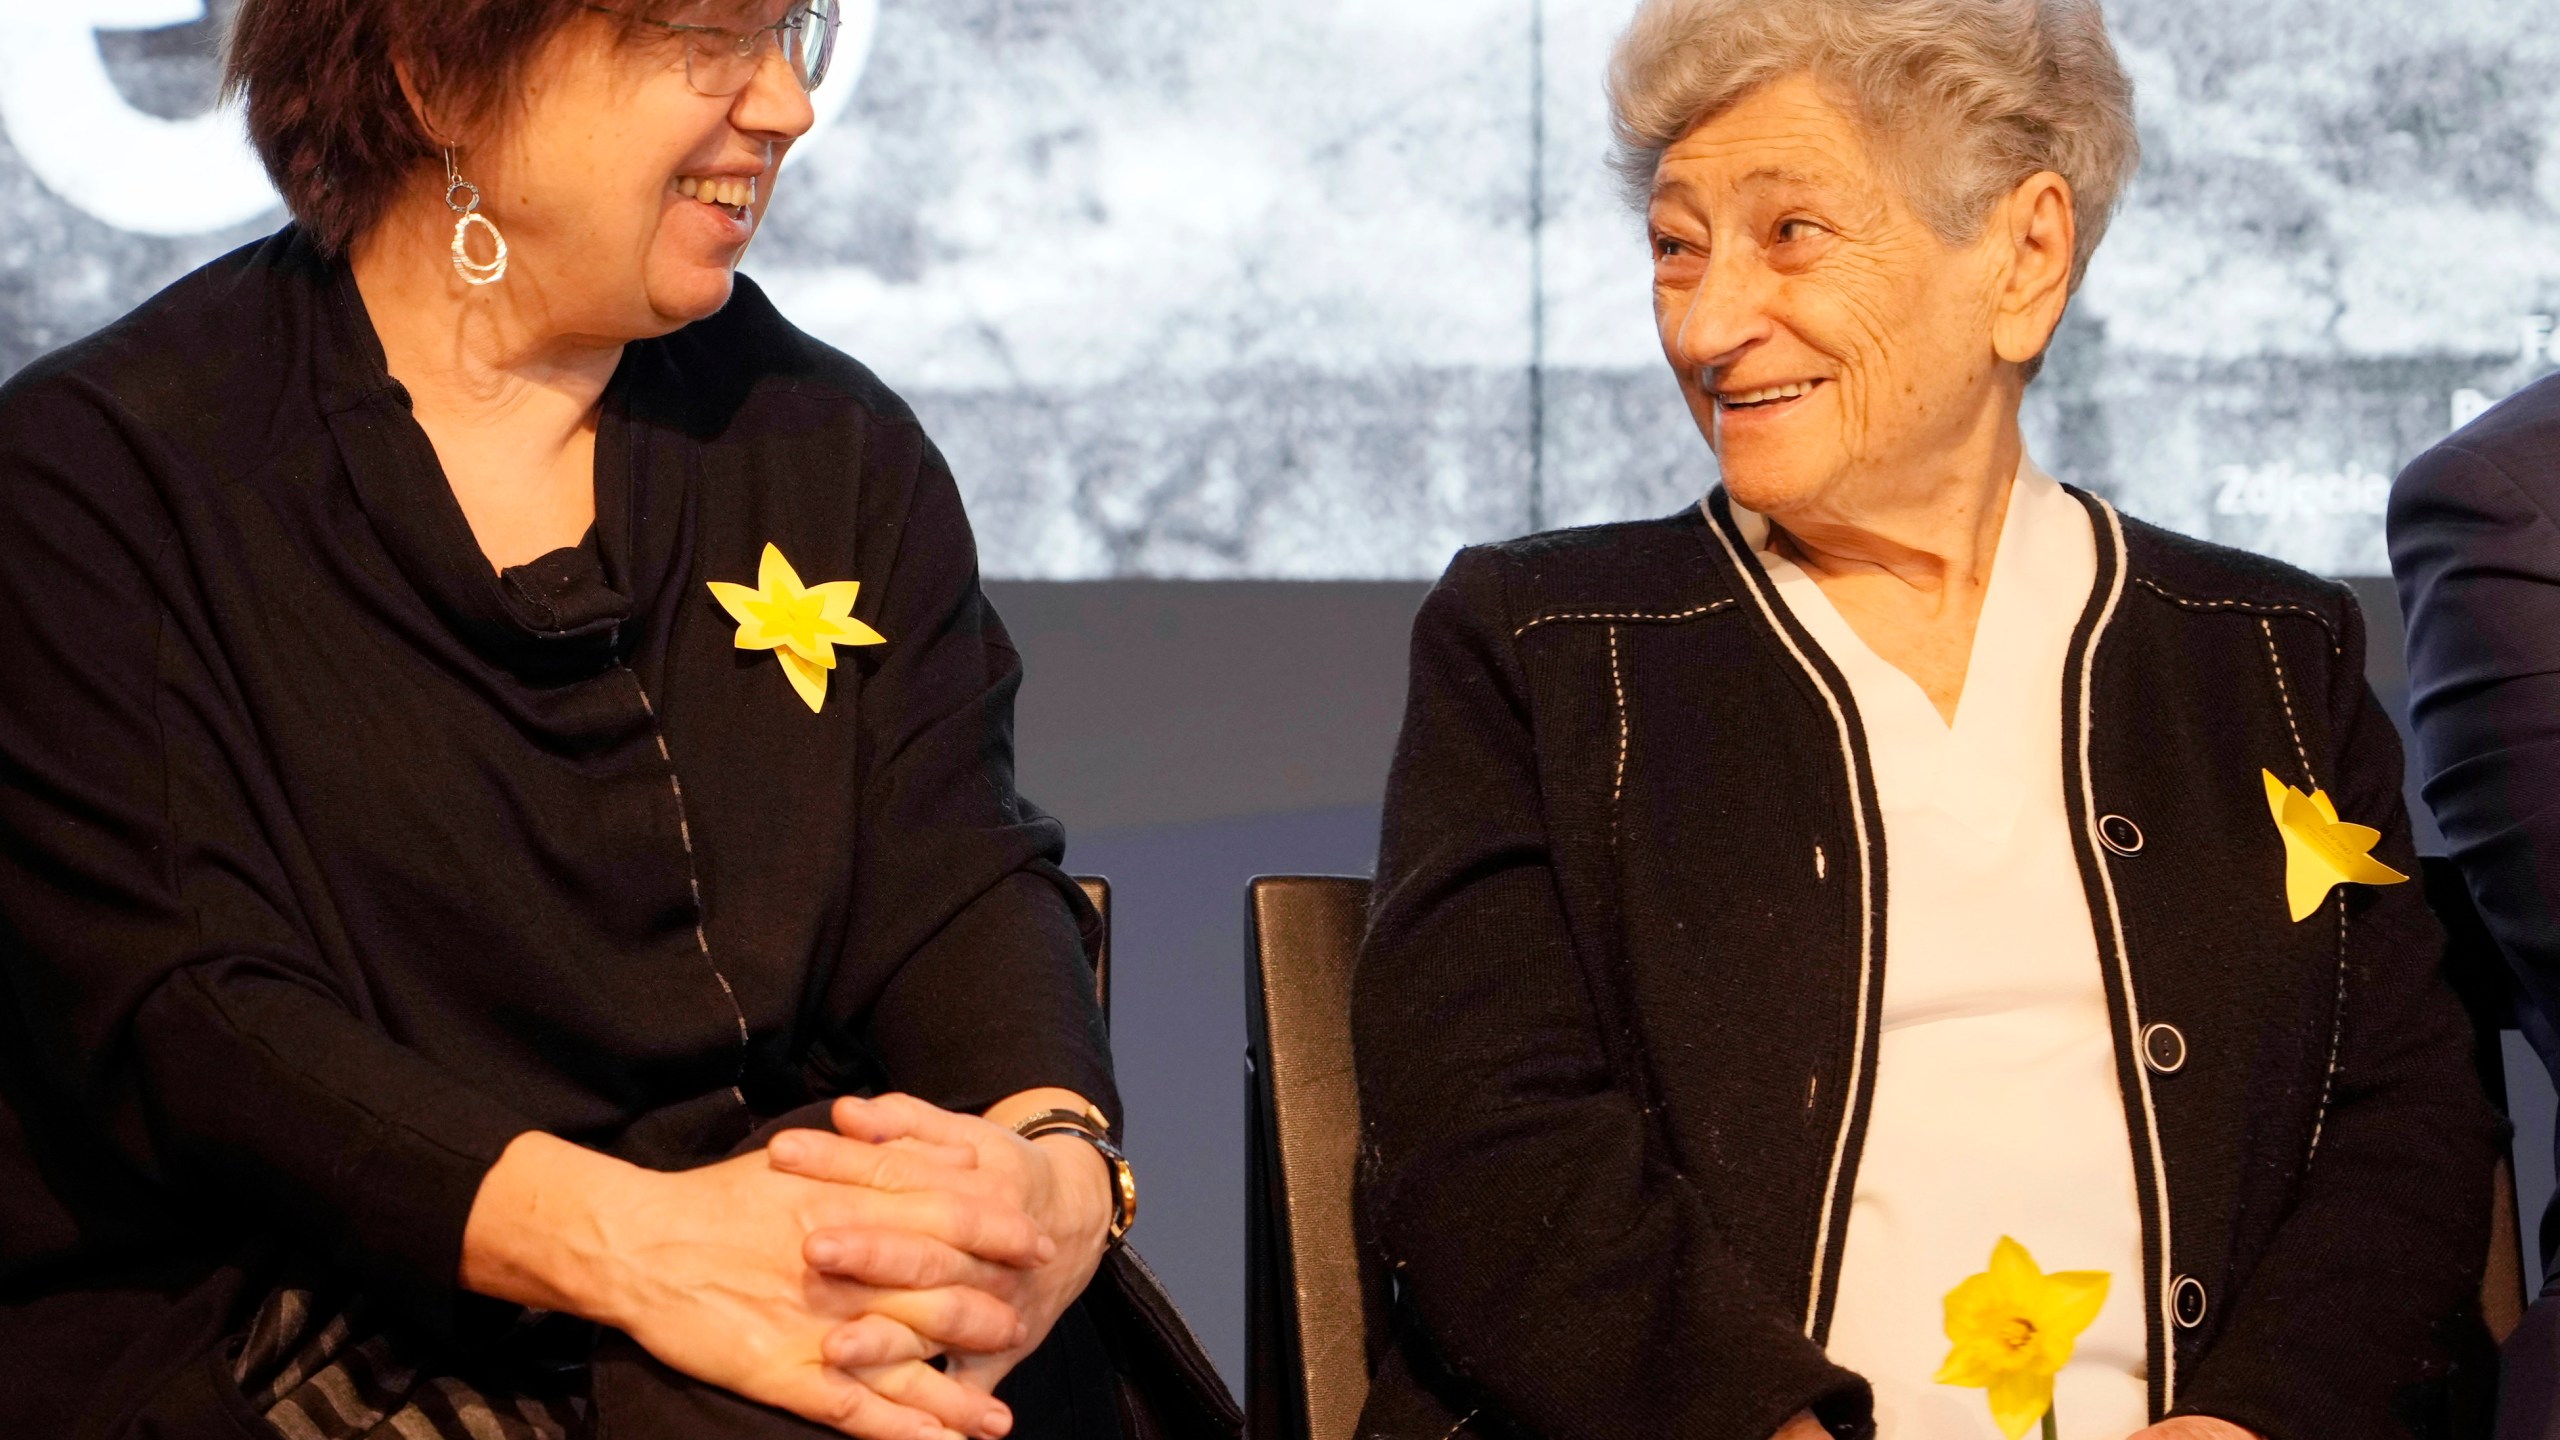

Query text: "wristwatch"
[1010, 1105, 1138, 1246]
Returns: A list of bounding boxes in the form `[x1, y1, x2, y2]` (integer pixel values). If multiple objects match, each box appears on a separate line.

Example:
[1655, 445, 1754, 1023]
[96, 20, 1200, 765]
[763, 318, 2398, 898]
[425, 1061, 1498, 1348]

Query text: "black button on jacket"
[1354, 494, 2499, 1440]
[0, 229, 1114, 1433]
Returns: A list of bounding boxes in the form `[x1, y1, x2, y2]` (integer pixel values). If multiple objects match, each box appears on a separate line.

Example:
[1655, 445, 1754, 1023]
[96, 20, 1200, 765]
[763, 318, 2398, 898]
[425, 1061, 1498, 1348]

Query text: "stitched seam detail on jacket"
[2132, 576, 2341, 653]
[631, 672, 752, 1101]
[1512, 598, 1735, 637]
[1607, 626, 1629, 818]
[2308, 903, 2349, 1165]
[2260, 617, 2316, 790]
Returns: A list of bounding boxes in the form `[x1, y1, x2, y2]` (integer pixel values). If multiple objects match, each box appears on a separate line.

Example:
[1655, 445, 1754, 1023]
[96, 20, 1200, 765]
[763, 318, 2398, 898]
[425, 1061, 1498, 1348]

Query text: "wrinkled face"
[454, 2, 816, 337]
[1648, 74, 2013, 519]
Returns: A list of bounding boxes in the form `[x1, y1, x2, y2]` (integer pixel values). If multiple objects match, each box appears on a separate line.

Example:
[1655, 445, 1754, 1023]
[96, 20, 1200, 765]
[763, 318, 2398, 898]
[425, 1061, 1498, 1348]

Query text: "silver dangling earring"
[444, 148, 508, 286]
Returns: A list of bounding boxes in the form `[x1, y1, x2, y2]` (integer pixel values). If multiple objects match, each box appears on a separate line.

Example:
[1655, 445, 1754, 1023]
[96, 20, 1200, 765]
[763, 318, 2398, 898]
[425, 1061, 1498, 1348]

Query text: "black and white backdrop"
[8, 0, 2559, 575]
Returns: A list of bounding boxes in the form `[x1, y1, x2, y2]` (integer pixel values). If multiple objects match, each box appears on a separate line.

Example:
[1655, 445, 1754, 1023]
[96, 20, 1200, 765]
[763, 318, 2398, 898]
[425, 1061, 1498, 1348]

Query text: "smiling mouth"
[675, 174, 756, 222]
[1715, 379, 1826, 411]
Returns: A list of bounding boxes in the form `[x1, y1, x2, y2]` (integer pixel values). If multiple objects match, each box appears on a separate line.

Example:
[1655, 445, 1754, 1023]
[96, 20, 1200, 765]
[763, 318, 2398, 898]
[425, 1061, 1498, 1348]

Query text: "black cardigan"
[1353, 492, 2498, 1440]
[0, 230, 1115, 1436]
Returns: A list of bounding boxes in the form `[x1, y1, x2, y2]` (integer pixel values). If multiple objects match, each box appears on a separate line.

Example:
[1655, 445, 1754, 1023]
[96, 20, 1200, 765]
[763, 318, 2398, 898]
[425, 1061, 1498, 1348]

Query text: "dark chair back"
[2422, 856, 2530, 1341]
[1245, 875, 1386, 1440]
[1075, 875, 1111, 1020]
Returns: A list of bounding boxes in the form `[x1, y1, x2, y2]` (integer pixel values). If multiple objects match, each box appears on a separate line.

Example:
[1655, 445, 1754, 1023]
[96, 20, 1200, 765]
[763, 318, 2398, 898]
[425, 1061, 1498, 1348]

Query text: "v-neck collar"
[1731, 459, 2097, 842]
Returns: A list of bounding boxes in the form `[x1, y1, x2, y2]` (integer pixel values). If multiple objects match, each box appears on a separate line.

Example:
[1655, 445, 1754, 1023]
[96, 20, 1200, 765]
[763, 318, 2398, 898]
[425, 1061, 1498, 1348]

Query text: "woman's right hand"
[461, 1131, 1053, 1440]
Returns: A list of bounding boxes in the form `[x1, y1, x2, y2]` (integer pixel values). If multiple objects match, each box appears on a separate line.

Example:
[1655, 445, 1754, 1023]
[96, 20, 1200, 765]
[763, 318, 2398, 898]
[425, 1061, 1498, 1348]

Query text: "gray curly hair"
[1607, 0, 2139, 294]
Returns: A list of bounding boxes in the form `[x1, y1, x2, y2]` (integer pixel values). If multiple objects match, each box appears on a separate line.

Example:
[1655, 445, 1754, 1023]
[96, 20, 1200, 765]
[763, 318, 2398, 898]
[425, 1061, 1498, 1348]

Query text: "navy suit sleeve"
[2390, 438, 2560, 1089]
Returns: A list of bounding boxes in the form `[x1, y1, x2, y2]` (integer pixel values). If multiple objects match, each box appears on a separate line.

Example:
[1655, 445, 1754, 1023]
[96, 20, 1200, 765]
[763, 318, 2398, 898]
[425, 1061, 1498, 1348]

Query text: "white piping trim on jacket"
[2308, 903, 2348, 1163]
[1701, 498, 1877, 1340]
[1607, 626, 1629, 811]
[2076, 499, 2176, 1410]
[2260, 617, 2316, 788]
[1513, 599, 1735, 637]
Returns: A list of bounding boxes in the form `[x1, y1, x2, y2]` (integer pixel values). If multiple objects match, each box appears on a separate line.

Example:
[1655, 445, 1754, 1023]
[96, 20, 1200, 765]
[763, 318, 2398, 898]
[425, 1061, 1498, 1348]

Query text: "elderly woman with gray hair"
[1350, 2, 2497, 1439]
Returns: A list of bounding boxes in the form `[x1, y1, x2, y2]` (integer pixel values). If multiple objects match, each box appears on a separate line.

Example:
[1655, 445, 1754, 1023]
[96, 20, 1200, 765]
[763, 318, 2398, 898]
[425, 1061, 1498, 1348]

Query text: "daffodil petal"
[2283, 863, 2331, 922]
[778, 648, 829, 712]
[2279, 787, 2327, 839]
[2275, 787, 2338, 920]
[2039, 1269, 2111, 1339]
[2310, 787, 2342, 825]
[758, 542, 805, 599]
[808, 579, 862, 619]
[2345, 851, 2410, 886]
[707, 580, 766, 635]
[1988, 1236, 2039, 1288]
[1934, 1341, 2002, 1388]
[2310, 818, 2408, 886]
[788, 625, 866, 666]
[1943, 1273, 1998, 1332]
[1985, 1372, 2053, 1440]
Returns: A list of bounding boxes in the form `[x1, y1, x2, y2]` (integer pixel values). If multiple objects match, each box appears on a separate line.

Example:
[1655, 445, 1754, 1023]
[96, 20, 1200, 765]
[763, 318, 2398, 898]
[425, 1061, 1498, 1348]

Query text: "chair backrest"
[1074, 875, 1111, 1021]
[2421, 856, 2529, 1340]
[1245, 875, 1385, 1440]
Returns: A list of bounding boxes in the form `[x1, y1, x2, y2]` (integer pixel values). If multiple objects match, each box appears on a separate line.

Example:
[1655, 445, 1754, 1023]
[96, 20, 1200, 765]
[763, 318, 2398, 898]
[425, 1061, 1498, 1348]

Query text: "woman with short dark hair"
[1352, 2, 2497, 1438]
[0, 4, 1209, 1439]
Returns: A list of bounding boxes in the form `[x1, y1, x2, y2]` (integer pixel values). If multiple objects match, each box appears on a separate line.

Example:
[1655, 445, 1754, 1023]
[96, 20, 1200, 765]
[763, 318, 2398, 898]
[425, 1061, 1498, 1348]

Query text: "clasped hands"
[465, 1091, 1115, 1440]
[768, 1093, 1116, 1439]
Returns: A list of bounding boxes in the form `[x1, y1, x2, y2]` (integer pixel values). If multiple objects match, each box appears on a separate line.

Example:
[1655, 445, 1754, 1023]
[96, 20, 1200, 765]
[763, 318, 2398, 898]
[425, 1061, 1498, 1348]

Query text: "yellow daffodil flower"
[1935, 1236, 2110, 1440]
[2261, 770, 2408, 923]
[706, 543, 886, 713]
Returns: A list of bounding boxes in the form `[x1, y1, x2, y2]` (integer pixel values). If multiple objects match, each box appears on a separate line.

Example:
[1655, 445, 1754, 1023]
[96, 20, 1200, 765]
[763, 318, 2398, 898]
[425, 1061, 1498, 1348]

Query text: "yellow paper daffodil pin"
[706, 543, 885, 714]
[1935, 1236, 2109, 1440]
[2261, 769, 2408, 923]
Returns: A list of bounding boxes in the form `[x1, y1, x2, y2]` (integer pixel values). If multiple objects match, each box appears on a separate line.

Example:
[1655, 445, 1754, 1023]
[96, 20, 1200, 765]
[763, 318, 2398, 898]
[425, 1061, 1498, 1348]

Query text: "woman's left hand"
[768, 1091, 1117, 1393]
[2127, 1420, 2260, 1440]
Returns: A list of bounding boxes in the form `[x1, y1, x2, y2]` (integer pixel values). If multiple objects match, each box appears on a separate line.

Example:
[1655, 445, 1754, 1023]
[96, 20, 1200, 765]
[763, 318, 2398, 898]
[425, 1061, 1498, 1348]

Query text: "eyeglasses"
[588, 1, 842, 97]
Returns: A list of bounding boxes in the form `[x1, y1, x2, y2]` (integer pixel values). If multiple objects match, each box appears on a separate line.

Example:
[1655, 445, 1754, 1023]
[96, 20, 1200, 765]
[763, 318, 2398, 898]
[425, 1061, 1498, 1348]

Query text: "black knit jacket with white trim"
[1351, 490, 2498, 1440]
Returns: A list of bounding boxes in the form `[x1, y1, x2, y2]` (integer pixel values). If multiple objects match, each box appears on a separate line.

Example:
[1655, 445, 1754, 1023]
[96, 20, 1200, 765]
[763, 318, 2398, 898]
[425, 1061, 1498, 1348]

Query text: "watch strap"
[1011, 1109, 1138, 1244]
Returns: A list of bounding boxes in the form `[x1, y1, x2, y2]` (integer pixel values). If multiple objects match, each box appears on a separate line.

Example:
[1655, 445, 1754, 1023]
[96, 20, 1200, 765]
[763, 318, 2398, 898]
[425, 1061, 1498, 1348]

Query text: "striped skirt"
[229, 1286, 590, 1440]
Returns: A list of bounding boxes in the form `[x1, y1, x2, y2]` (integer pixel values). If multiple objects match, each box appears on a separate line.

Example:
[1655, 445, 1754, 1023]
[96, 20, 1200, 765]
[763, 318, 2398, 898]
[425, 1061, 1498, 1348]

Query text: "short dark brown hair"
[223, 0, 654, 255]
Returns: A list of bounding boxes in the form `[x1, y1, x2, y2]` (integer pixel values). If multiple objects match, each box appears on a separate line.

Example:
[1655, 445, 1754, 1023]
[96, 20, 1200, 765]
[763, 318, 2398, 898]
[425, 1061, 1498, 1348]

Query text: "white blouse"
[1739, 462, 2149, 1440]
